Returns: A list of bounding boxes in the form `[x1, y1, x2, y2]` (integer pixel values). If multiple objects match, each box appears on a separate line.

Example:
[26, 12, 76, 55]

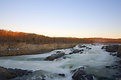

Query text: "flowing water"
[0, 44, 120, 80]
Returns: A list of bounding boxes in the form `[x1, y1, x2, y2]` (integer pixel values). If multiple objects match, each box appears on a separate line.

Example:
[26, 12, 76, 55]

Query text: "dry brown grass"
[0, 43, 77, 56]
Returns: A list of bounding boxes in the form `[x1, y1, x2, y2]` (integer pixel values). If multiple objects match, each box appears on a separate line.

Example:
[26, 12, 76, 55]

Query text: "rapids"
[0, 44, 120, 80]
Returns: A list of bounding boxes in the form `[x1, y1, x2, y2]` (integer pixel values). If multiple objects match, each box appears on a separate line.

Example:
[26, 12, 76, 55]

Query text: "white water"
[0, 44, 120, 80]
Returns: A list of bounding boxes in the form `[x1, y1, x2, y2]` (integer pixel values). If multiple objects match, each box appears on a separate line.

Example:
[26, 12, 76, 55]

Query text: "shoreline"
[0, 43, 80, 56]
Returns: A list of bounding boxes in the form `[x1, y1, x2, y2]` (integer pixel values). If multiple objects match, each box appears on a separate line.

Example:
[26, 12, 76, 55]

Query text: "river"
[0, 44, 120, 80]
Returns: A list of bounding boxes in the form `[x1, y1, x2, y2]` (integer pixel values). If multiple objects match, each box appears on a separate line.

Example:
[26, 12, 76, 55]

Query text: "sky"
[0, 0, 121, 38]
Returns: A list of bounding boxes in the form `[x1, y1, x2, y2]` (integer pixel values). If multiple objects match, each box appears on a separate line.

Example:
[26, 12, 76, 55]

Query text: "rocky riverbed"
[0, 66, 32, 80]
[0, 43, 121, 80]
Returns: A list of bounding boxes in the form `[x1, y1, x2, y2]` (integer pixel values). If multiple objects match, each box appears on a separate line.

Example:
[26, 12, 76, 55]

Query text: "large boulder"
[45, 52, 65, 61]
[73, 49, 82, 53]
[0, 66, 32, 80]
[69, 49, 84, 54]
[72, 68, 85, 80]
[78, 45, 86, 48]
[117, 46, 121, 57]
[72, 67, 95, 80]
[102, 45, 121, 57]
[104, 45, 119, 52]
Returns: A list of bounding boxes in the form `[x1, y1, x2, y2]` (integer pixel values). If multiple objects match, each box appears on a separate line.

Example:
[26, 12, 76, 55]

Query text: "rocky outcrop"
[0, 66, 32, 80]
[58, 73, 65, 77]
[72, 67, 95, 80]
[102, 45, 121, 57]
[45, 52, 65, 61]
[117, 46, 121, 57]
[73, 49, 81, 53]
[102, 45, 121, 67]
[86, 47, 92, 50]
[73, 49, 83, 53]
[78, 45, 91, 50]
[69, 49, 84, 54]
[78, 45, 86, 48]
[104, 45, 119, 52]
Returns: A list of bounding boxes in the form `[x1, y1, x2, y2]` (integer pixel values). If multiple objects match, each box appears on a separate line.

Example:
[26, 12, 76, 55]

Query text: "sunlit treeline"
[0, 29, 121, 44]
[0, 29, 92, 44]
[84, 38, 121, 43]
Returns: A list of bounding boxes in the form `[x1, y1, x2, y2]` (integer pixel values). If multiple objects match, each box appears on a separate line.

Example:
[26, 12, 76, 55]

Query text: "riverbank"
[0, 43, 79, 56]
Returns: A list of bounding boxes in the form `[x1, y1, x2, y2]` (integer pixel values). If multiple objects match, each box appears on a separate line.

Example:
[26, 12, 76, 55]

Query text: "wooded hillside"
[0, 29, 92, 44]
[0, 29, 121, 44]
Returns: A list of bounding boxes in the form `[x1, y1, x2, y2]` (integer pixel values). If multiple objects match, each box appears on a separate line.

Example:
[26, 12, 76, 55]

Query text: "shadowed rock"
[45, 52, 65, 61]
[69, 49, 84, 54]
[103, 45, 119, 52]
[86, 47, 92, 50]
[117, 46, 121, 57]
[102, 45, 121, 57]
[0, 66, 32, 80]
[79, 45, 86, 48]
[72, 67, 95, 80]
[73, 49, 82, 53]
[101, 46, 106, 49]
[58, 73, 65, 77]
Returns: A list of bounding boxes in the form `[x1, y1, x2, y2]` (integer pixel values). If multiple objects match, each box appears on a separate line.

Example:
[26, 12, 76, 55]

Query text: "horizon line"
[0, 29, 121, 39]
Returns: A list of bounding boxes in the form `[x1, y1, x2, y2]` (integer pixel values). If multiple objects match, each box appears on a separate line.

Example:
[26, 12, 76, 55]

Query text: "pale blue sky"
[0, 0, 121, 38]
